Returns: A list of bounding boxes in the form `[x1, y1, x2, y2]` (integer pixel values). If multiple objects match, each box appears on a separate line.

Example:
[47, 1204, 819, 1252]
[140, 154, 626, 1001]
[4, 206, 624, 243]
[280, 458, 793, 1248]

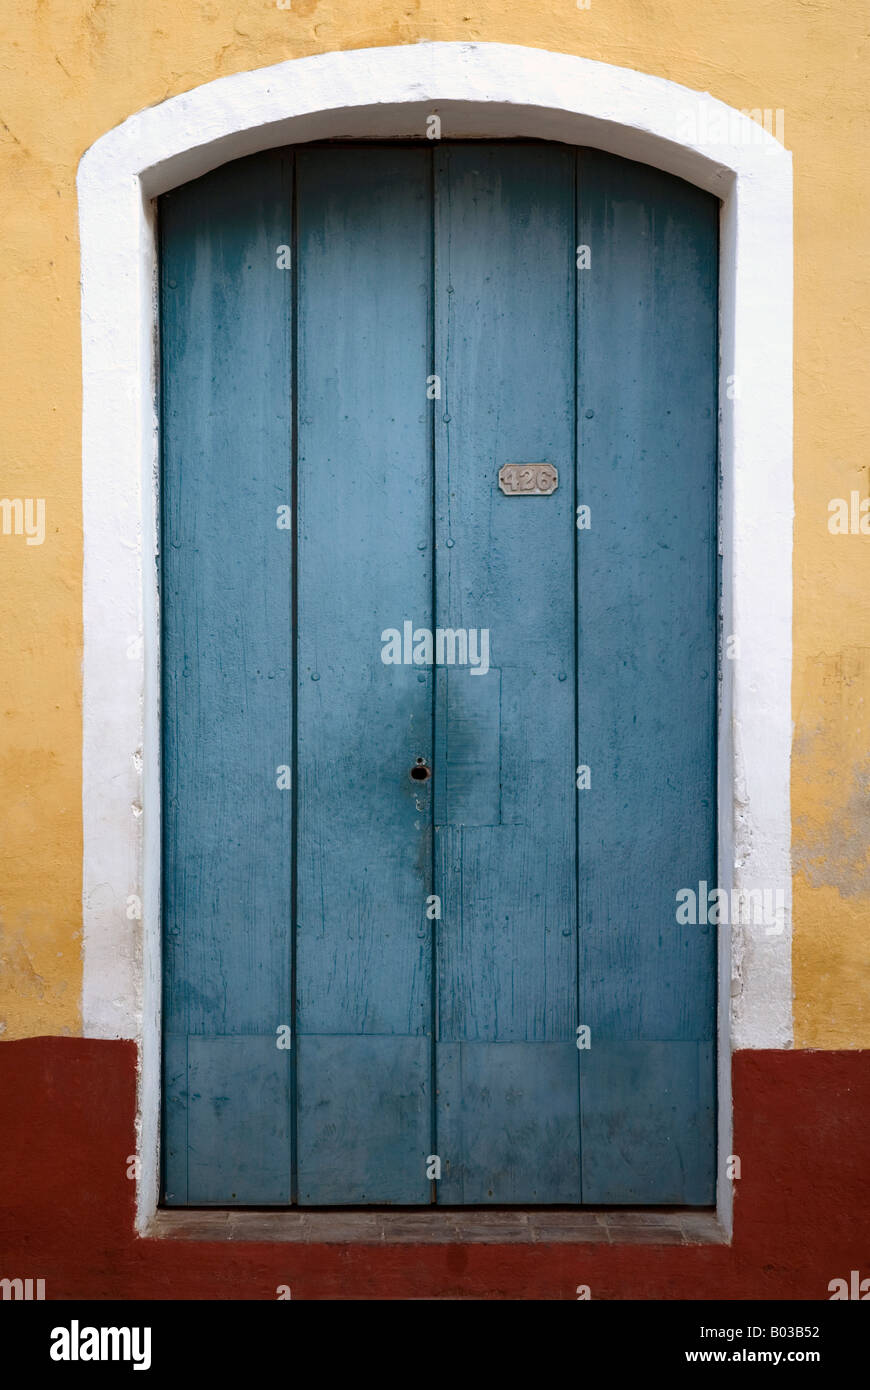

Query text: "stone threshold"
[148, 1208, 728, 1246]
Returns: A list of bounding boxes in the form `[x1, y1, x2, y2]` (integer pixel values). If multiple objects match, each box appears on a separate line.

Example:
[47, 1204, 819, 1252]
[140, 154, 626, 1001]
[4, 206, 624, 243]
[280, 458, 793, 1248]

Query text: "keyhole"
[410, 759, 431, 782]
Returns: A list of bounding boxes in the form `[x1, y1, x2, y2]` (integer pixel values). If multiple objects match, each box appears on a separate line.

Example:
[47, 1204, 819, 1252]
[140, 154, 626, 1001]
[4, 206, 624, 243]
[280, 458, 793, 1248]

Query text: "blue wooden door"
[160, 143, 718, 1207]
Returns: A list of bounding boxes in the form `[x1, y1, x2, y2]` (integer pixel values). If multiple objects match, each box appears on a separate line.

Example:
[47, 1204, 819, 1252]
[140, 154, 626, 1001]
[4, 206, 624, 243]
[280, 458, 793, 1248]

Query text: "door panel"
[435, 668, 502, 827]
[579, 1042, 715, 1205]
[296, 1036, 431, 1205]
[161, 150, 294, 1205]
[294, 148, 434, 1203]
[160, 142, 719, 1209]
[437, 1042, 580, 1203]
[179, 1036, 293, 1205]
[575, 152, 719, 1202]
[433, 145, 580, 1203]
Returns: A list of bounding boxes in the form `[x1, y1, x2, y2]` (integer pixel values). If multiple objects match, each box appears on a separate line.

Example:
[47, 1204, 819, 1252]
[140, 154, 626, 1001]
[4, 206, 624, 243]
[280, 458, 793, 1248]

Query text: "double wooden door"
[160, 142, 718, 1206]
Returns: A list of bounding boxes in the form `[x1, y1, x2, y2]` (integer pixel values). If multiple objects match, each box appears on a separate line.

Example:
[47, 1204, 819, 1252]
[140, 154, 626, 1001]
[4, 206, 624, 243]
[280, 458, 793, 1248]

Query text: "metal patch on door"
[498, 463, 558, 496]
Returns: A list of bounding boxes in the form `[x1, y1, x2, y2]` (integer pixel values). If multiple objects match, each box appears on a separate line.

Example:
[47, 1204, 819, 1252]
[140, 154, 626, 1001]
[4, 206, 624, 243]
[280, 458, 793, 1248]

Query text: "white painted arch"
[78, 41, 793, 1231]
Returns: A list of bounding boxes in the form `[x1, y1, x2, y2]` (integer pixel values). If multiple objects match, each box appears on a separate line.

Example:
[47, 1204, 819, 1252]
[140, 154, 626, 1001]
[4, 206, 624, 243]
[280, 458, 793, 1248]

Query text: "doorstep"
[147, 1208, 728, 1245]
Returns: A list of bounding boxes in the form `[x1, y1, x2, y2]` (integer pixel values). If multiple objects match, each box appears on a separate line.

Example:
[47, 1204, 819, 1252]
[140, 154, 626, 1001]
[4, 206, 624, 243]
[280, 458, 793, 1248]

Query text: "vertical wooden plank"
[579, 1042, 715, 1204]
[160, 151, 294, 1204]
[295, 1037, 431, 1204]
[185, 1038, 293, 1204]
[294, 147, 433, 1204]
[576, 150, 719, 1203]
[437, 1042, 581, 1203]
[433, 144, 580, 1203]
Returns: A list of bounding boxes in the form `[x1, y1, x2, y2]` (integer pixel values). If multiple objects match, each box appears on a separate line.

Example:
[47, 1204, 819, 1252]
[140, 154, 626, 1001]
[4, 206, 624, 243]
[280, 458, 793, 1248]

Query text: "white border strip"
[78, 42, 793, 1232]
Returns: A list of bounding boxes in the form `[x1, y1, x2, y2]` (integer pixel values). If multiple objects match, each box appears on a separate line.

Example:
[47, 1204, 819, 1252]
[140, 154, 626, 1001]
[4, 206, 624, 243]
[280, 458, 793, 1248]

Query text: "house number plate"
[498, 463, 558, 495]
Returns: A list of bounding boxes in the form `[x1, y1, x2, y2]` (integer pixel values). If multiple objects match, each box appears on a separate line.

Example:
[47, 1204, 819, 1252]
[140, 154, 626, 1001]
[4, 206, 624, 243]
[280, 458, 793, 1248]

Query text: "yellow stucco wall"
[0, 1, 867, 1046]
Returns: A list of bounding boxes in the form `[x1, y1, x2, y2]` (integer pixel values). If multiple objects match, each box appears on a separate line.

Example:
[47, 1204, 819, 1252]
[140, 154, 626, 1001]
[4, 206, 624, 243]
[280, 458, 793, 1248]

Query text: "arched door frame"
[78, 41, 793, 1233]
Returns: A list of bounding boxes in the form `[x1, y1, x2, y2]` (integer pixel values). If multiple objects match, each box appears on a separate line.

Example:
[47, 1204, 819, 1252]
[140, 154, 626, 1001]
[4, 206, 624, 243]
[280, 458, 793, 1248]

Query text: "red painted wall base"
[0, 1039, 867, 1299]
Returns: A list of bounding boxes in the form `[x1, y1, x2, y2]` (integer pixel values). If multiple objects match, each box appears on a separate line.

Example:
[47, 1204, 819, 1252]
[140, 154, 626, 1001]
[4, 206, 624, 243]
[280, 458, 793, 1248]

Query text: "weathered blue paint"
[294, 148, 434, 1203]
[160, 143, 719, 1208]
[160, 150, 294, 1204]
[433, 144, 581, 1202]
[575, 150, 719, 1203]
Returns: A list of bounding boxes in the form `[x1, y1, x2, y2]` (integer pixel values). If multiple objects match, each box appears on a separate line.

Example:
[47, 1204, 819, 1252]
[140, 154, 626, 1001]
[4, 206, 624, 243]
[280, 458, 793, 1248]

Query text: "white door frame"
[78, 41, 793, 1233]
